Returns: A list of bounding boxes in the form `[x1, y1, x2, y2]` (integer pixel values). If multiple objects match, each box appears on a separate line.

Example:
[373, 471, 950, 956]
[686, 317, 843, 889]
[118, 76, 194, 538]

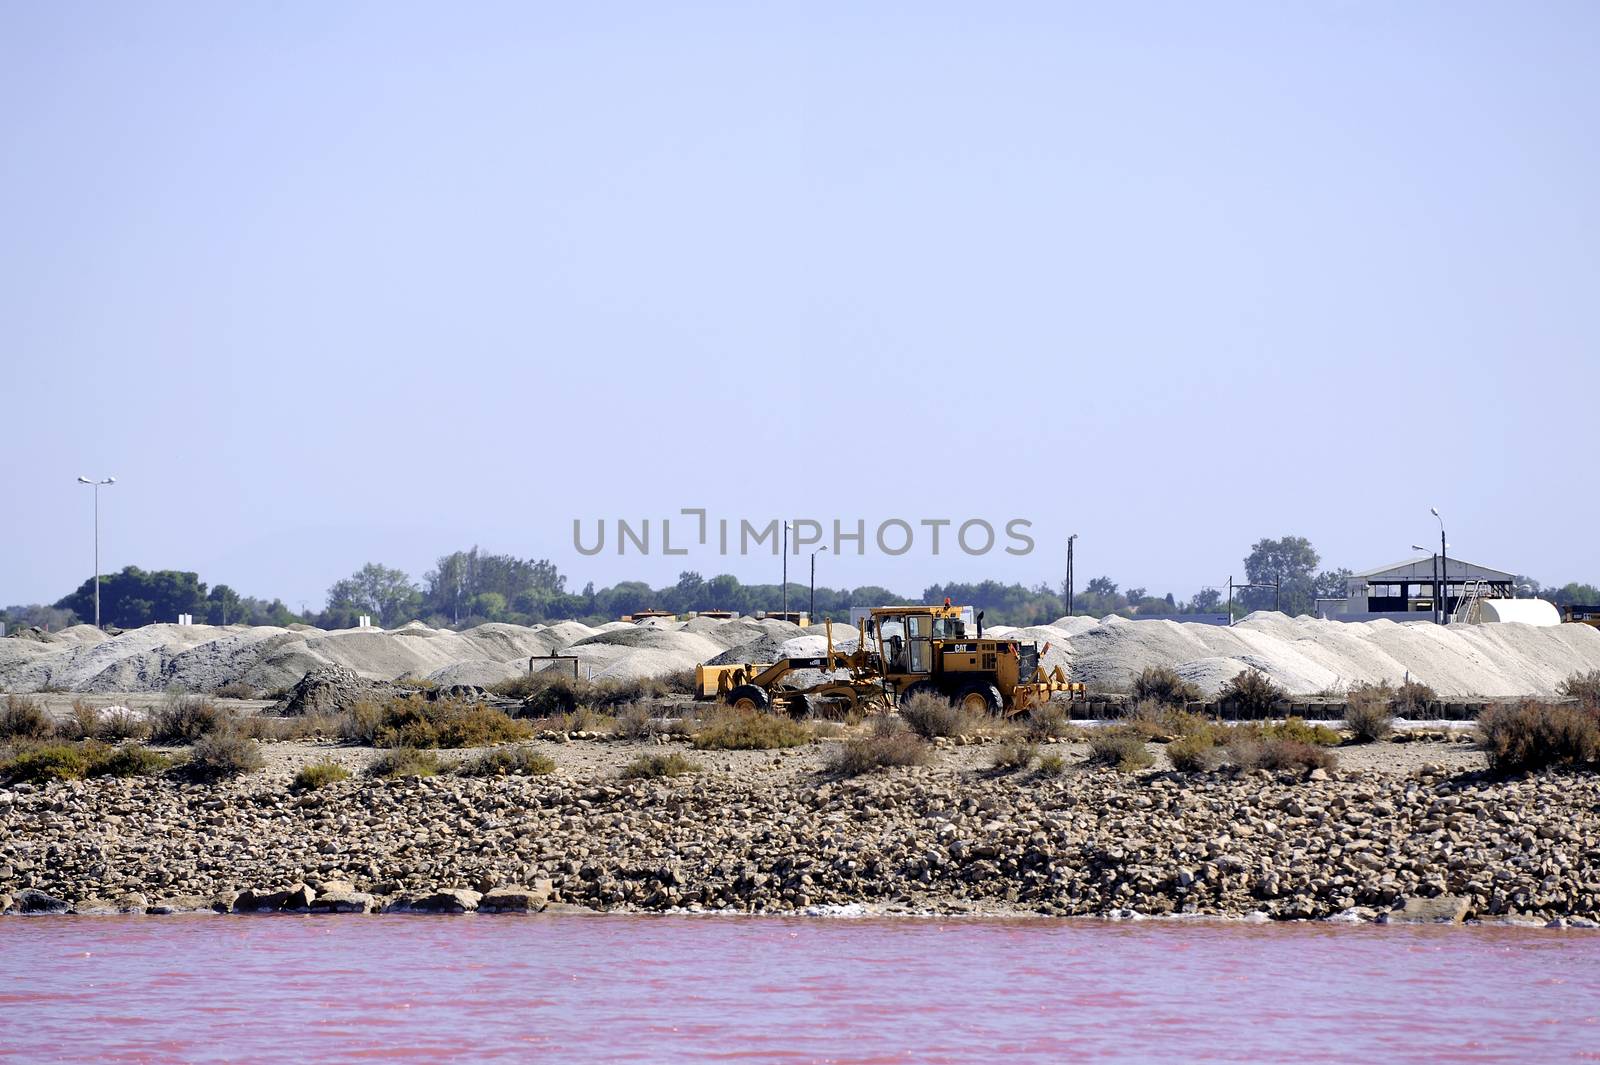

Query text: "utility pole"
[1066, 534, 1077, 615]
[1432, 507, 1448, 624]
[781, 521, 789, 620]
[76, 476, 116, 629]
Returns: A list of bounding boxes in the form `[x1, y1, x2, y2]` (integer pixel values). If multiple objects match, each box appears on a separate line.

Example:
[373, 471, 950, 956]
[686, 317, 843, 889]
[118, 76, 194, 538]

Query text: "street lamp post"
[810, 547, 827, 621]
[1066, 534, 1077, 616]
[1431, 507, 1448, 624]
[781, 522, 789, 620]
[76, 476, 116, 629]
[1412, 545, 1437, 623]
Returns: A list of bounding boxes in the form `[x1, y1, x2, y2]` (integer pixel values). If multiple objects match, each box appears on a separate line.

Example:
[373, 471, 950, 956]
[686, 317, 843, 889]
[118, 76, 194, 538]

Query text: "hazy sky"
[4, 1, 1596, 612]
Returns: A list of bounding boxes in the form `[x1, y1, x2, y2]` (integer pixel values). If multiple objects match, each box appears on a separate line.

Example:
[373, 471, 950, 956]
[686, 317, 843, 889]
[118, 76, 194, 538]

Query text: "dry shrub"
[90, 743, 171, 778]
[59, 699, 101, 740]
[1131, 666, 1202, 708]
[498, 672, 686, 715]
[291, 759, 350, 792]
[1219, 669, 1285, 718]
[827, 717, 931, 776]
[1249, 717, 1341, 747]
[1478, 701, 1600, 773]
[1344, 684, 1395, 743]
[1396, 678, 1437, 716]
[1034, 753, 1068, 777]
[211, 681, 257, 700]
[459, 747, 555, 777]
[1085, 732, 1153, 772]
[369, 747, 444, 779]
[692, 710, 810, 750]
[990, 734, 1038, 772]
[345, 693, 532, 749]
[98, 707, 151, 742]
[1225, 735, 1336, 773]
[150, 694, 231, 742]
[1558, 671, 1600, 712]
[898, 690, 971, 739]
[1024, 702, 1081, 740]
[1117, 701, 1220, 744]
[612, 701, 659, 739]
[1167, 733, 1220, 772]
[621, 751, 701, 779]
[0, 694, 51, 740]
[185, 730, 265, 780]
[2, 741, 96, 783]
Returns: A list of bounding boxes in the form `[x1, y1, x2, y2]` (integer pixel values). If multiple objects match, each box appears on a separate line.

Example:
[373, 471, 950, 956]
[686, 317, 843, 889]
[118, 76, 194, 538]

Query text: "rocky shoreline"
[5, 738, 1599, 926]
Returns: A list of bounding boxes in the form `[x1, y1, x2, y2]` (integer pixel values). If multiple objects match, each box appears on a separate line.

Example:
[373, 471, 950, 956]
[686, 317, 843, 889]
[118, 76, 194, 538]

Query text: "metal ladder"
[1452, 579, 1489, 625]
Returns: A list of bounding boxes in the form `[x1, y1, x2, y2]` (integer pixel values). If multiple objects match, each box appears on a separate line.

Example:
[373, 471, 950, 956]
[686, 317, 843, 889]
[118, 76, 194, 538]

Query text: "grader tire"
[726, 684, 771, 713]
[957, 682, 1004, 716]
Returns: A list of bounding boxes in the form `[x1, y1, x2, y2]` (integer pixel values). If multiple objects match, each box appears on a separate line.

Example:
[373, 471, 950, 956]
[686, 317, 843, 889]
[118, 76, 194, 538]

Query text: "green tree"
[1241, 536, 1321, 616]
[206, 584, 243, 625]
[54, 566, 208, 628]
[325, 563, 422, 627]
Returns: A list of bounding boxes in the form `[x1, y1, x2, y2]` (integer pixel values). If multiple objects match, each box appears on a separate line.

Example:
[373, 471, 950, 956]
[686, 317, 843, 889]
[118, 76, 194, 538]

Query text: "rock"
[233, 883, 316, 913]
[0, 894, 12, 913]
[309, 891, 377, 914]
[274, 665, 389, 716]
[479, 881, 552, 913]
[16, 889, 68, 914]
[148, 895, 218, 914]
[388, 888, 482, 914]
[1385, 895, 1471, 924]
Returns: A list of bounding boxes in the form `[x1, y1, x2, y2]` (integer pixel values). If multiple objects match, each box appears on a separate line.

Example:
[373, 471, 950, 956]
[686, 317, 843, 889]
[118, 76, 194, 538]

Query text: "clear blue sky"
[4, 1, 1596, 612]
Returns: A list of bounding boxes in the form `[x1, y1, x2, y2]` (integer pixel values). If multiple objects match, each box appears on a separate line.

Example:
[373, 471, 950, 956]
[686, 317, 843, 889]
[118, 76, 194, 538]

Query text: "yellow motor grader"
[694, 602, 1084, 717]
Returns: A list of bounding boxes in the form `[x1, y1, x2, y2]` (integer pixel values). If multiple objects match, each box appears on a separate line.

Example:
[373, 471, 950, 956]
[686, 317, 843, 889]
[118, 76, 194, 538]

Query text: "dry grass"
[458, 747, 556, 777]
[1166, 732, 1220, 772]
[1034, 753, 1068, 777]
[369, 747, 446, 778]
[827, 717, 931, 776]
[989, 734, 1038, 772]
[1085, 732, 1153, 772]
[621, 751, 701, 779]
[291, 759, 350, 792]
[692, 709, 810, 750]
[1225, 736, 1337, 773]
[346, 694, 533, 749]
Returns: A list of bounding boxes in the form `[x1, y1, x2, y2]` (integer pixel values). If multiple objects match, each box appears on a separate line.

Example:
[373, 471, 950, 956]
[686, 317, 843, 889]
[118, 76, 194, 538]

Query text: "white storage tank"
[1469, 599, 1562, 626]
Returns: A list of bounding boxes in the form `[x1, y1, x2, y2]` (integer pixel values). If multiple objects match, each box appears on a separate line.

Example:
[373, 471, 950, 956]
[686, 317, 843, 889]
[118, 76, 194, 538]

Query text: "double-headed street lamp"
[810, 546, 827, 621]
[76, 475, 116, 629]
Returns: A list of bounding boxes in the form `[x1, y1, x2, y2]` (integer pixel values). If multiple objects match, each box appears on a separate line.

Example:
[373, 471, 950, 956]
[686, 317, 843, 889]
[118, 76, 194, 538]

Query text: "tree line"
[5, 537, 1597, 632]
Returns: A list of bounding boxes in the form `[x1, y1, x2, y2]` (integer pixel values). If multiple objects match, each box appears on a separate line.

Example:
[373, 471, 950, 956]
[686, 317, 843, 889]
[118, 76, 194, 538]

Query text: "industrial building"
[1318, 557, 1520, 622]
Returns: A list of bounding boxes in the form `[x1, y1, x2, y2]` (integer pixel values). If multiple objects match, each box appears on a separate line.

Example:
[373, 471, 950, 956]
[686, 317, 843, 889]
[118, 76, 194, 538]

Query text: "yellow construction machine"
[694, 602, 1084, 717]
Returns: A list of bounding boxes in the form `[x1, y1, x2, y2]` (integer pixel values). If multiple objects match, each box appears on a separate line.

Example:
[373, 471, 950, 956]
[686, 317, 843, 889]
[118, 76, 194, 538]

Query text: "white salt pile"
[3, 611, 1599, 698]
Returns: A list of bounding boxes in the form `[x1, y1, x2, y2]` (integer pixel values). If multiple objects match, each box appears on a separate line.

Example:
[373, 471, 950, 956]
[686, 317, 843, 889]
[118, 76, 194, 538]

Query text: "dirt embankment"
[4, 732, 1596, 926]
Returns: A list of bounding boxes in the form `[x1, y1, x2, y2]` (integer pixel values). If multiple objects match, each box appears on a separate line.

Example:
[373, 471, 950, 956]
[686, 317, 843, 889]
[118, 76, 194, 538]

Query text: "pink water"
[2, 916, 1597, 1064]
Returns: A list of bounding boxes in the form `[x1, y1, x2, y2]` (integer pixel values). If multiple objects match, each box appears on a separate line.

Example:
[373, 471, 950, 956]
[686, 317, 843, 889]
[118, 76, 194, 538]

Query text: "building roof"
[1352, 557, 1517, 583]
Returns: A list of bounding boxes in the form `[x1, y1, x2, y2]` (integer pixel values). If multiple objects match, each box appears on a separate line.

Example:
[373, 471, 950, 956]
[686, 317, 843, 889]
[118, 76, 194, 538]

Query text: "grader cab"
[694, 602, 1083, 717]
